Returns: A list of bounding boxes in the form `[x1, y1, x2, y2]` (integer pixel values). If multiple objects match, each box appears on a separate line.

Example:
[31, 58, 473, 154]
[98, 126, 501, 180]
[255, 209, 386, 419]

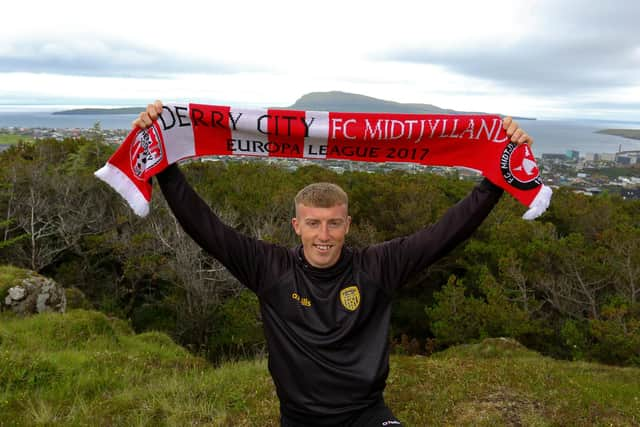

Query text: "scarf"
[95, 103, 552, 219]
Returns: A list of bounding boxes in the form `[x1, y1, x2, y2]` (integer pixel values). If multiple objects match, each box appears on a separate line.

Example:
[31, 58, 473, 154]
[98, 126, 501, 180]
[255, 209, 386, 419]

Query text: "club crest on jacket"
[340, 286, 361, 311]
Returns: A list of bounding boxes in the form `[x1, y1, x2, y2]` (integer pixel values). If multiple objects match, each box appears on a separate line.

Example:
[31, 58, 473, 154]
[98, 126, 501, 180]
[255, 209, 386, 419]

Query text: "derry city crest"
[130, 125, 164, 180]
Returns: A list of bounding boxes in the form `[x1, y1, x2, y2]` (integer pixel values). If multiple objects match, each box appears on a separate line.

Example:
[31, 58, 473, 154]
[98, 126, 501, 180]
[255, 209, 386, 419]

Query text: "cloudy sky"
[1, 0, 638, 120]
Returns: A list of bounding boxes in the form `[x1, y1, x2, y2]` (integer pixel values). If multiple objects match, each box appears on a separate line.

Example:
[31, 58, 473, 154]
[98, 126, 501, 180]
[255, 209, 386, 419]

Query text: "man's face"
[291, 203, 351, 269]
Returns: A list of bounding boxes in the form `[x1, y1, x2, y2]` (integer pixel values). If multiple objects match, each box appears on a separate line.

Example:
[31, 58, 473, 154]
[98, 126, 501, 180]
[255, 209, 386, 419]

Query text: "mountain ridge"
[285, 91, 478, 114]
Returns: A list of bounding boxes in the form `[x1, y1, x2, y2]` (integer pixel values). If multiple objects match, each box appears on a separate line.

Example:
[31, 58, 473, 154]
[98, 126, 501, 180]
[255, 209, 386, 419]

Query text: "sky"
[1, 0, 638, 121]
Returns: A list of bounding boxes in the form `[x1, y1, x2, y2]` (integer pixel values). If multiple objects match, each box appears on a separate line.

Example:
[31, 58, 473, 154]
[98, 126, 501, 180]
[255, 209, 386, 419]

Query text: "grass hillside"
[1, 310, 639, 426]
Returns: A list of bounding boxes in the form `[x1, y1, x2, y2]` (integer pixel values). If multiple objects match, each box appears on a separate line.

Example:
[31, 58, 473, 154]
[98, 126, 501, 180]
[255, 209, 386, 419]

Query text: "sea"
[1, 109, 640, 155]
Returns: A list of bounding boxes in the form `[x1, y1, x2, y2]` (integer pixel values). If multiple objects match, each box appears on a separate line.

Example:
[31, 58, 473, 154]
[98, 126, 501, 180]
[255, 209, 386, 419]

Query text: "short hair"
[294, 182, 348, 210]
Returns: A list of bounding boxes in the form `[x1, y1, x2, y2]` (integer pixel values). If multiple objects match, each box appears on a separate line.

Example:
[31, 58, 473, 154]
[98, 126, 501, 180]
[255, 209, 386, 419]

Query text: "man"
[134, 101, 532, 426]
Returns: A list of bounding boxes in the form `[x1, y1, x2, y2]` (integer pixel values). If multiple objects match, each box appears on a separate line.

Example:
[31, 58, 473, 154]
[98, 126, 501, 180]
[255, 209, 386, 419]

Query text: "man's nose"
[318, 223, 330, 240]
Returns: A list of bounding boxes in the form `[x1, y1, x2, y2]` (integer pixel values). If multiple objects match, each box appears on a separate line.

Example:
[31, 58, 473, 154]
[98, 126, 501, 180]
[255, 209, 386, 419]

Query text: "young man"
[135, 102, 532, 427]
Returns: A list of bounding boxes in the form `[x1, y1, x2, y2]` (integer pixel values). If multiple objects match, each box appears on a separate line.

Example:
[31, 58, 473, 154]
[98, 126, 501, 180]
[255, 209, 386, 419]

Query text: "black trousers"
[280, 400, 403, 427]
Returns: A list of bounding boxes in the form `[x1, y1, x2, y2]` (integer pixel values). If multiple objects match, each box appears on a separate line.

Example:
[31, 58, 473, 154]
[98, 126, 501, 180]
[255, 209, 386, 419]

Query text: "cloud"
[0, 37, 254, 78]
[574, 100, 640, 112]
[380, 1, 640, 96]
[386, 39, 638, 94]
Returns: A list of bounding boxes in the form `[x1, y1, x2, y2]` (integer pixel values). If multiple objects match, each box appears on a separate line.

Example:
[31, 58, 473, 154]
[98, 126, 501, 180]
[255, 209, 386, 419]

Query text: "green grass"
[1, 314, 639, 426]
[0, 133, 34, 145]
[388, 338, 640, 426]
[0, 310, 279, 426]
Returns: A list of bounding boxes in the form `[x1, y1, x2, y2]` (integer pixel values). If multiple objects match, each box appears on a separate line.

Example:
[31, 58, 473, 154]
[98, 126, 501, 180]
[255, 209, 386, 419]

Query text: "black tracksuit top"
[157, 164, 503, 425]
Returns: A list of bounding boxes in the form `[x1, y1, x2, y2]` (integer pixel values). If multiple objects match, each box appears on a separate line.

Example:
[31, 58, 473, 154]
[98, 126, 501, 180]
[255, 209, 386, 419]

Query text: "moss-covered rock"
[0, 265, 30, 302]
[1, 266, 66, 315]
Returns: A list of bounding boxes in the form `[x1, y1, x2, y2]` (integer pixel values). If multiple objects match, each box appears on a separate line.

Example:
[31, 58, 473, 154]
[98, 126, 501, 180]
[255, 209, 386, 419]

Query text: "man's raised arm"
[140, 102, 283, 294]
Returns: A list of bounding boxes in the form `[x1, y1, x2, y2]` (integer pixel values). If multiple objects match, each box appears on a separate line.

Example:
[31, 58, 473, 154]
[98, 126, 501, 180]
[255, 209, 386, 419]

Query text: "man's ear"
[291, 217, 301, 236]
[345, 216, 352, 234]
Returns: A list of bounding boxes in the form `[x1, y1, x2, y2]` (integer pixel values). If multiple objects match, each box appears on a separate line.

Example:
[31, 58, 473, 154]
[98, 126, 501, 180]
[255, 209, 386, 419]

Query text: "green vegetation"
[389, 339, 640, 426]
[0, 310, 278, 426]
[1, 312, 638, 426]
[596, 128, 640, 141]
[583, 166, 640, 178]
[0, 133, 34, 145]
[1, 137, 639, 370]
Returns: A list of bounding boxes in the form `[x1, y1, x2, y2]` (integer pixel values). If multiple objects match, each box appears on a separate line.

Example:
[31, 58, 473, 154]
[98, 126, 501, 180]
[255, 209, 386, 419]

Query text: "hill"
[285, 91, 535, 119]
[1, 310, 638, 426]
[285, 91, 469, 114]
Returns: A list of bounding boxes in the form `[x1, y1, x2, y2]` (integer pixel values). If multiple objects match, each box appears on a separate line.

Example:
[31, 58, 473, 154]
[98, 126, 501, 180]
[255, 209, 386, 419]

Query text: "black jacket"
[157, 164, 503, 425]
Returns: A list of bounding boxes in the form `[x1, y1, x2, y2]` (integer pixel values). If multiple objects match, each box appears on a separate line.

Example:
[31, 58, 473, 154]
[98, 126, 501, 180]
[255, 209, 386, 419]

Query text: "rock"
[2, 271, 66, 315]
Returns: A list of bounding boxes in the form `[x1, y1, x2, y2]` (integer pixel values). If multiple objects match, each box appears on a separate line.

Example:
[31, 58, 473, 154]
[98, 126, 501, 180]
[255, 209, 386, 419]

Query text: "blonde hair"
[294, 182, 348, 210]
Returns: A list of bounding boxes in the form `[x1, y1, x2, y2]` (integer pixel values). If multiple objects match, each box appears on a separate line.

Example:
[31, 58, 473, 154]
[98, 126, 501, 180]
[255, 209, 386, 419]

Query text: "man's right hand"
[132, 100, 164, 129]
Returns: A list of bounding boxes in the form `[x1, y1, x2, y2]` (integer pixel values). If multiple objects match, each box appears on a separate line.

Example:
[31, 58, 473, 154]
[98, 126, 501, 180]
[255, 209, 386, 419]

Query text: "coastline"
[2, 111, 640, 155]
[52, 107, 143, 115]
[596, 129, 640, 141]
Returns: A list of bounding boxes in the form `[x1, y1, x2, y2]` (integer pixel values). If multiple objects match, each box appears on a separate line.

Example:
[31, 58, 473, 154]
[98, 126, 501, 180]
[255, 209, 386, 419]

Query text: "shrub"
[208, 291, 265, 362]
[130, 302, 176, 334]
[427, 273, 549, 351]
[426, 275, 486, 347]
[64, 287, 93, 310]
[559, 319, 590, 361]
[589, 300, 640, 366]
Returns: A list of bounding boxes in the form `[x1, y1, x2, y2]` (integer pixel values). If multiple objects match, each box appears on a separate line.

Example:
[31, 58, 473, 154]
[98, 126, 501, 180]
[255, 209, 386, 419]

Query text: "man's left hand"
[502, 117, 533, 146]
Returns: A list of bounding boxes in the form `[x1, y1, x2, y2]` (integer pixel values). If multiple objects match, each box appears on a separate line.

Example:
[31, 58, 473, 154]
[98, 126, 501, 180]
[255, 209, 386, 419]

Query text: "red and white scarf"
[95, 103, 552, 219]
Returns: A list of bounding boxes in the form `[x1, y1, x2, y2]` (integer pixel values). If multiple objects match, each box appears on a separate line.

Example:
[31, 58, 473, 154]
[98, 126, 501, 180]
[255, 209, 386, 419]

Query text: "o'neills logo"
[340, 286, 361, 311]
[500, 142, 542, 190]
[130, 126, 163, 180]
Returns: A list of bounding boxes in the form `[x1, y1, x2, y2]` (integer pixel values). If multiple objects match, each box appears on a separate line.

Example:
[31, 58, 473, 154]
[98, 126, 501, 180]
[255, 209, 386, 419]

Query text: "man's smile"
[314, 244, 334, 252]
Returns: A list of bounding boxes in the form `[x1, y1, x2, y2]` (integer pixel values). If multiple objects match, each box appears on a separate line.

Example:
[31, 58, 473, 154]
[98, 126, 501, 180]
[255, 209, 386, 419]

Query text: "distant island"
[53, 107, 142, 115]
[53, 92, 535, 119]
[596, 129, 640, 141]
[284, 91, 535, 120]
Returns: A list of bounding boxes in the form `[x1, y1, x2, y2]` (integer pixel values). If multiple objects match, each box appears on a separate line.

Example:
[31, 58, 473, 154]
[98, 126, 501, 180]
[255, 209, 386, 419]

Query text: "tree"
[601, 224, 640, 305]
[532, 233, 610, 320]
[0, 176, 27, 253]
[149, 199, 244, 353]
[0, 139, 118, 271]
